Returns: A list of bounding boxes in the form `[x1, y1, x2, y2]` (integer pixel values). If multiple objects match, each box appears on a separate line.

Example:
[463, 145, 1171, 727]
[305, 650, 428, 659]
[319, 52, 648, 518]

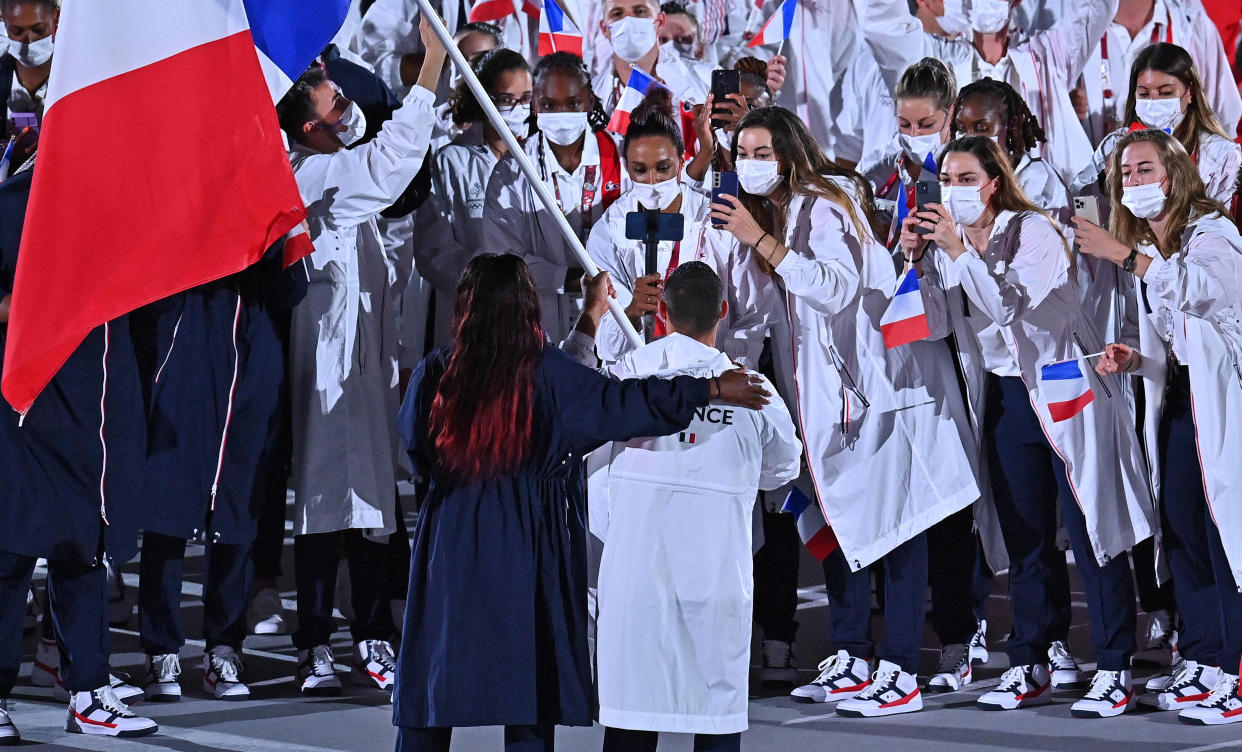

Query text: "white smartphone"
[1073, 195, 1101, 226]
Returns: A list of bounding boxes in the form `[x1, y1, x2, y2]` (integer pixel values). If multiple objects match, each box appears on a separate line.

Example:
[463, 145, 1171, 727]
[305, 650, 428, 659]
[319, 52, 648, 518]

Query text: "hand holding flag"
[748, 0, 798, 48]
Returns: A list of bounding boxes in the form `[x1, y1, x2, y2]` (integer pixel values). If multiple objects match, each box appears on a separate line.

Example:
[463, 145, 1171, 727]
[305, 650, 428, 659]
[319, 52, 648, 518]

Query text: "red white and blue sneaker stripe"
[791, 650, 871, 704]
[837, 660, 923, 717]
[67, 686, 158, 738]
[1179, 673, 1242, 725]
[1070, 670, 1135, 718]
[1143, 660, 1220, 710]
[977, 664, 1053, 710]
[353, 640, 397, 691]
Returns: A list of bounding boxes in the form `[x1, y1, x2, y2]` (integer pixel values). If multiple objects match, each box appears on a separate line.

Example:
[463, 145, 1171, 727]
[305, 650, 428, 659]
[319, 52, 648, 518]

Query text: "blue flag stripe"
[781, 487, 812, 517]
[895, 268, 920, 296]
[545, 0, 565, 30]
[781, 0, 798, 38]
[243, 0, 351, 83]
[1041, 359, 1084, 381]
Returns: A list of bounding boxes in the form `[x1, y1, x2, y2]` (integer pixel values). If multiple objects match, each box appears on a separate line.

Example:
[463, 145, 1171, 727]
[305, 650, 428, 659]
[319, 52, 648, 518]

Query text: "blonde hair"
[1107, 129, 1228, 258]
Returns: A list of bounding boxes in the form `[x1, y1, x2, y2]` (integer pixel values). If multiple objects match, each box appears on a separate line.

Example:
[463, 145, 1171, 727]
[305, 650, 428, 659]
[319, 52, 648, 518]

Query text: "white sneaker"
[790, 650, 871, 704]
[144, 653, 182, 702]
[977, 664, 1053, 710]
[297, 645, 342, 696]
[248, 588, 287, 636]
[1179, 673, 1242, 725]
[836, 661, 923, 717]
[927, 644, 972, 694]
[352, 640, 396, 691]
[0, 699, 19, 746]
[1048, 641, 1087, 688]
[31, 639, 57, 687]
[202, 646, 250, 701]
[54, 672, 144, 705]
[1142, 660, 1221, 710]
[969, 620, 990, 665]
[1145, 635, 1187, 693]
[1071, 670, 1135, 718]
[759, 640, 798, 687]
[106, 562, 132, 627]
[66, 686, 158, 738]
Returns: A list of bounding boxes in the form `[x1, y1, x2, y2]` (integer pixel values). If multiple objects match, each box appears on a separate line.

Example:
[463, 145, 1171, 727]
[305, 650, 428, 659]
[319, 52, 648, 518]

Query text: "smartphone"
[624, 210, 685, 243]
[710, 170, 739, 226]
[8, 112, 37, 138]
[913, 180, 941, 235]
[1073, 195, 1101, 226]
[710, 69, 741, 129]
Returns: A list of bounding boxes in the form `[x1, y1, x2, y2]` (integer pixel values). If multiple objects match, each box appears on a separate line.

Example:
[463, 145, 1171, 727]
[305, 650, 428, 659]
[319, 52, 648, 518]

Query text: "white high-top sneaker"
[66, 686, 158, 738]
[1179, 673, 1242, 726]
[297, 645, 342, 696]
[352, 640, 396, 691]
[202, 646, 250, 700]
[1048, 641, 1087, 688]
[969, 619, 990, 664]
[144, 653, 182, 702]
[0, 698, 19, 746]
[790, 650, 871, 704]
[1144, 661, 1222, 711]
[1070, 670, 1136, 718]
[977, 664, 1053, 710]
[836, 661, 923, 717]
[926, 643, 972, 693]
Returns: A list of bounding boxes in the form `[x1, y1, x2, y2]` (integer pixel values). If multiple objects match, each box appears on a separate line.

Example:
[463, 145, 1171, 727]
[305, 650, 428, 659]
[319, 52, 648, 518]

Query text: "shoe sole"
[1177, 714, 1242, 726]
[67, 721, 160, 738]
[978, 697, 1051, 711]
[1071, 700, 1134, 719]
[837, 703, 923, 718]
[301, 685, 342, 697]
[924, 684, 961, 694]
[144, 692, 181, 703]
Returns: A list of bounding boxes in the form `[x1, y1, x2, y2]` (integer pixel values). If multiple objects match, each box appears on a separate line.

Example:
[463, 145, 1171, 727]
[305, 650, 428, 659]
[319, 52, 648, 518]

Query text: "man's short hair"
[276, 65, 328, 144]
[663, 261, 723, 337]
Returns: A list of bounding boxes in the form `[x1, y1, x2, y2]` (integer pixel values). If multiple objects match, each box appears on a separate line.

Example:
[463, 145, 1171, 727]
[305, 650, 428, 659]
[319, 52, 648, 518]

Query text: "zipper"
[828, 344, 870, 408]
[209, 294, 243, 514]
[1074, 331, 1112, 398]
[98, 322, 110, 525]
[153, 309, 185, 384]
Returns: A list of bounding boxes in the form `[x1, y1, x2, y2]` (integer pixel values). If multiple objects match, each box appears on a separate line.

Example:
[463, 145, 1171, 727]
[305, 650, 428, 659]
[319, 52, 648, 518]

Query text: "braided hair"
[533, 51, 609, 132]
[949, 77, 1047, 167]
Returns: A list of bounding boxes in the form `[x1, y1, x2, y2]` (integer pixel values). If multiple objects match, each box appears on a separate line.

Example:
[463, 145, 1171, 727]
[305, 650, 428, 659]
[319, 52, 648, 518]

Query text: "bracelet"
[755, 232, 770, 250]
[905, 248, 925, 264]
[711, 376, 722, 400]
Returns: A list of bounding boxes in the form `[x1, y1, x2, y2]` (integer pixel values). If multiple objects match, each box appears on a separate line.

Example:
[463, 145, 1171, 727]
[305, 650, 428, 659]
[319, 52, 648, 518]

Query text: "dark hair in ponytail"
[532, 51, 608, 132]
[622, 87, 684, 161]
[449, 48, 531, 129]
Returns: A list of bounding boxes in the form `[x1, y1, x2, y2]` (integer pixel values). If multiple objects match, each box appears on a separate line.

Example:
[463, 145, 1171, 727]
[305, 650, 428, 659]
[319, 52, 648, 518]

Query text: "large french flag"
[880, 268, 930, 349]
[782, 486, 838, 561]
[747, 0, 798, 47]
[606, 67, 659, 134]
[1039, 359, 1096, 422]
[1, 0, 348, 415]
[538, 0, 583, 56]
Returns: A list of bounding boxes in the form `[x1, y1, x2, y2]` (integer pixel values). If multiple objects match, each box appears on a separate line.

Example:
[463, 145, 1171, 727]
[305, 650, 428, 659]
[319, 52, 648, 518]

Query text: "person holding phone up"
[904, 135, 1155, 718]
[1074, 129, 1242, 726]
[707, 105, 979, 718]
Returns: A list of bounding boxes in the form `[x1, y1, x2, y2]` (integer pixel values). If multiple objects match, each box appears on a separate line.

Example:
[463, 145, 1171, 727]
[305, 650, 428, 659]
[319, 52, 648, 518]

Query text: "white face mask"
[968, 0, 1011, 33]
[7, 35, 52, 67]
[500, 103, 531, 135]
[336, 102, 367, 146]
[938, 0, 972, 35]
[943, 184, 989, 226]
[1135, 97, 1185, 132]
[609, 17, 658, 63]
[736, 159, 782, 196]
[539, 112, 589, 146]
[1121, 181, 1167, 219]
[634, 175, 681, 209]
[899, 132, 942, 165]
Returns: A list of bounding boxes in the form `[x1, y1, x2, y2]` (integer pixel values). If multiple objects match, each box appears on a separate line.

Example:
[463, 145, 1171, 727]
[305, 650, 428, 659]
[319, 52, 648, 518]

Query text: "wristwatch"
[1122, 248, 1140, 272]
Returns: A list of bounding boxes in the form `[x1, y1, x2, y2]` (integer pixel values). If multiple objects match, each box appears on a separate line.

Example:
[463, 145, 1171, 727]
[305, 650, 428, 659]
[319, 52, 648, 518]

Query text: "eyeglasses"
[491, 93, 533, 111]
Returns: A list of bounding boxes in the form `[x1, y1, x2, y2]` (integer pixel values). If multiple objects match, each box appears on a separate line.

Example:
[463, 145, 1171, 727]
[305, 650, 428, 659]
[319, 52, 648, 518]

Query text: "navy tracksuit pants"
[139, 531, 253, 655]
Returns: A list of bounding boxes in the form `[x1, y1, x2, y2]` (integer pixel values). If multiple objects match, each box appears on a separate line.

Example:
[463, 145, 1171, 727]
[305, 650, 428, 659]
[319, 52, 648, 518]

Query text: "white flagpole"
[414, 0, 644, 350]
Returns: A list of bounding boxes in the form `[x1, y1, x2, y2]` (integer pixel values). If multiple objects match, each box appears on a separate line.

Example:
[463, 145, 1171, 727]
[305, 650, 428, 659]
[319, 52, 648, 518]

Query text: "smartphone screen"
[710, 171, 739, 226]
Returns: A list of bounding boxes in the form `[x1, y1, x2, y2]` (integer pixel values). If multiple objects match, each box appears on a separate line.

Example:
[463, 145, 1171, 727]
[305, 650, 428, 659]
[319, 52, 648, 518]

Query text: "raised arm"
[1037, 0, 1119, 83]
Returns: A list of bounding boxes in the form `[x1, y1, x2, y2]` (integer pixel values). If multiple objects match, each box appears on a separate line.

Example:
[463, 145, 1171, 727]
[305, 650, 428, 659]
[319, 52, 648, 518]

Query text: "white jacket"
[412, 126, 500, 347]
[484, 130, 624, 343]
[702, 189, 981, 569]
[1078, 0, 1242, 145]
[288, 86, 435, 537]
[1072, 127, 1241, 205]
[863, 0, 1112, 185]
[1130, 212, 1242, 589]
[934, 209, 1158, 565]
[587, 185, 711, 362]
[596, 334, 801, 734]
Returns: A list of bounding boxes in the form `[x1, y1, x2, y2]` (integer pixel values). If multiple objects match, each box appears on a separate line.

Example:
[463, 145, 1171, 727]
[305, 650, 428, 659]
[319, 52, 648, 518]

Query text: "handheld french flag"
[782, 487, 838, 561]
[1039, 359, 1096, 422]
[747, 0, 798, 47]
[539, 0, 583, 56]
[880, 269, 931, 349]
[470, 0, 527, 23]
[606, 67, 659, 134]
[1, 0, 347, 414]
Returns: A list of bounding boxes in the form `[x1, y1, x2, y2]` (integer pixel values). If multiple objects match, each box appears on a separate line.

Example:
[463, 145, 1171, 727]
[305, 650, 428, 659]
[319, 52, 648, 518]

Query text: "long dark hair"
[732, 106, 874, 240]
[1123, 43, 1229, 154]
[429, 254, 545, 480]
[449, 48, 531, 128]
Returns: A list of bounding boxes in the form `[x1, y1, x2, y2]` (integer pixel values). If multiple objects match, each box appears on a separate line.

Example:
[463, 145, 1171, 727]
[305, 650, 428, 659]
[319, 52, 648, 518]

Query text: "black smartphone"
[710, 69, 741, 129]
[710, 170, 739, 226]
[913, 180, 941, 235]
[624, 210, 685, 242]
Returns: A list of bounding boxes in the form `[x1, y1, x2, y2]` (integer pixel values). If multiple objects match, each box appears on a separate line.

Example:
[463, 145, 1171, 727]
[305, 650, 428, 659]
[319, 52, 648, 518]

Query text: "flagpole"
[776, 37, 785, 57]
[414, 0, 644, 350]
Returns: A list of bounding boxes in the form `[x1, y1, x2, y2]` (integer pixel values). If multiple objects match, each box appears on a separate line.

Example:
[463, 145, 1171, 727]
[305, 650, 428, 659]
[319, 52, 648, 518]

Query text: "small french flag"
[538, 0, 583, 56]
[747, 0, 798, 47]
[469, 0, 519, 23]
[606, 67, 659, 134]
[1039, 359, 1096, 422]
[880, 269, 931, 349]
[781, 487, 838, 561]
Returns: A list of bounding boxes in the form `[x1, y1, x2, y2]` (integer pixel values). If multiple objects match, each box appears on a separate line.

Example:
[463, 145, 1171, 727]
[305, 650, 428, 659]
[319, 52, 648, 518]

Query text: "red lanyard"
[652, 240, 682, 338]
[543, 134, 599, 244]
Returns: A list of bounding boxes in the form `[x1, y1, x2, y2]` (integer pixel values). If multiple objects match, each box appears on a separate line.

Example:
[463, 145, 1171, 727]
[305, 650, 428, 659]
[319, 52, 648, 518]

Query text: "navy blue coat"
[392, 345, 710, 728]
[0, 169, 147, 565]
[130, 246, 303, 543]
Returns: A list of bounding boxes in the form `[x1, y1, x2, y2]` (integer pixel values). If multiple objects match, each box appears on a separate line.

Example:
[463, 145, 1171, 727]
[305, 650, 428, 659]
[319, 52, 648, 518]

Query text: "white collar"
[540, 129, 600, 179]
[611, 332, 732, 379]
